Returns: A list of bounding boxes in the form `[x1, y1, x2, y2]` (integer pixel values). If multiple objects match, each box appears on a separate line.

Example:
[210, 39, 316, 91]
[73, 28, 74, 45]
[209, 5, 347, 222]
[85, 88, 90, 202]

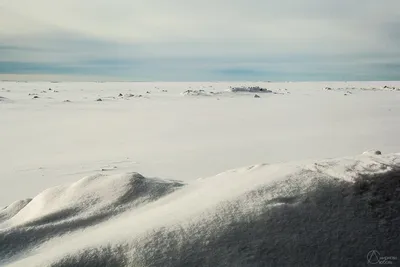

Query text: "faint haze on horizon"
[1, 0, 400, 81]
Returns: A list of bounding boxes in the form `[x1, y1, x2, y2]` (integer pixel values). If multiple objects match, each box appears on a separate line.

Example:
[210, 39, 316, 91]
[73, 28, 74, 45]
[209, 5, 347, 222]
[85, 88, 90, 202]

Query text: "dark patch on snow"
[228, 86, 273, 93]
[0, 96, 11, 103]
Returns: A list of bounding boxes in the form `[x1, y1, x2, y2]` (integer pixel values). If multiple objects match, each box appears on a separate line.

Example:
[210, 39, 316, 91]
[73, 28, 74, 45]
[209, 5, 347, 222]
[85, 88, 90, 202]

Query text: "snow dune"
[1, 151, 399, 266]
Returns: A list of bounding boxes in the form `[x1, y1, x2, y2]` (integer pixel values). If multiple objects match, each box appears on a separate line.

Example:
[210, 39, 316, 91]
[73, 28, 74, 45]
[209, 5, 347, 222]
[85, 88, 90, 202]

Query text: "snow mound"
[0, 199, 31, 223]
[0, 173, 184, 262]
[382, 85, 400, 91]
[2, 173, 183, 228]
[181, 90, 215, 96]
[363, 149, 382, 155]
[227, 86, 273, 93]
[1, 153, 400, 266]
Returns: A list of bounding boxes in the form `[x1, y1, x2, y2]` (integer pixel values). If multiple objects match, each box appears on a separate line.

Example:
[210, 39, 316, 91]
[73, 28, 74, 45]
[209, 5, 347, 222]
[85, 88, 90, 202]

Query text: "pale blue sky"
[0, 0, 399, 81]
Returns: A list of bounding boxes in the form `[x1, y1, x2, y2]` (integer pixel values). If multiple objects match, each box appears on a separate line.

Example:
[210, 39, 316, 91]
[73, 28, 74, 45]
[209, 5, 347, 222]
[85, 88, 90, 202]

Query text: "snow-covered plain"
[1, 81, 400, 266]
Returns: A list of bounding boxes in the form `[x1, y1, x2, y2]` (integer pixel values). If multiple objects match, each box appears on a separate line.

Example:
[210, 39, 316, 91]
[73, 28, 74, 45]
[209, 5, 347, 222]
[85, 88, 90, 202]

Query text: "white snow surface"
[1, 81, 400, 207]
[0, 81, 400, 265]
[0, 152, 400, 266]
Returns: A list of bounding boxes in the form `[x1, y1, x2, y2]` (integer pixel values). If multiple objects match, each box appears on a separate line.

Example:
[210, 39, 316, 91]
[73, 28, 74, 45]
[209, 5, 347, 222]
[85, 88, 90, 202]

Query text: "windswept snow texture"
[1, 81, 400, 208]
[1, 81, 400, 265]
[0, 152, 400, 266]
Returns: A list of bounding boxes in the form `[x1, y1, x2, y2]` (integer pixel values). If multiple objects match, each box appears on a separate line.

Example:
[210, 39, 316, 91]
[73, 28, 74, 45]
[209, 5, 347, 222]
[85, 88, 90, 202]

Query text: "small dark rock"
[33, 96, 39, 99]
[63, 100, 71, 102]
[49, 88, 52, 91]
[119, 93, 123, 97]
[96, 98, 102, 101]
[254, 94, 261, 98]
[146, 91, 151, 94]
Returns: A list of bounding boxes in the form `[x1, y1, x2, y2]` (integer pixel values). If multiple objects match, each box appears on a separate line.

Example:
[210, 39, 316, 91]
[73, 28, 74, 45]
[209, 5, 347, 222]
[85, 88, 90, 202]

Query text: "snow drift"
[181, 89, 215, 96]
[1, 151, 399, 267]
[0, 96, 11, 103]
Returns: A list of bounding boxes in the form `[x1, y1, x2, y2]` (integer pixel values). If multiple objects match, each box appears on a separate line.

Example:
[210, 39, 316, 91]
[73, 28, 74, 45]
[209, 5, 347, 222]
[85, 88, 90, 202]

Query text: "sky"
[0, 0, 400, 81]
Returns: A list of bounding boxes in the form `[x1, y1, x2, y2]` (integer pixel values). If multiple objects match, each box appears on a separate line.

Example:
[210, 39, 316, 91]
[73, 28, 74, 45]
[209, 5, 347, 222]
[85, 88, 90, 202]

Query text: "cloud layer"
[1, 0, 399, 80]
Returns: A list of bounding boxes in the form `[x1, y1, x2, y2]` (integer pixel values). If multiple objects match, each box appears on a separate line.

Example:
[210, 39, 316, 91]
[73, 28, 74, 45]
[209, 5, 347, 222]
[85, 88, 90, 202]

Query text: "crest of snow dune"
[1, 152, 400, 267]
[0, 199, 31, 223]
[0, 172, 184, 230]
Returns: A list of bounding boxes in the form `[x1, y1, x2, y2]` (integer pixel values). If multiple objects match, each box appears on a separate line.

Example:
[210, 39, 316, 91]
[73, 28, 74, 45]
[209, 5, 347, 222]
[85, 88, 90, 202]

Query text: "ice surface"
[1, 81, 400, 207]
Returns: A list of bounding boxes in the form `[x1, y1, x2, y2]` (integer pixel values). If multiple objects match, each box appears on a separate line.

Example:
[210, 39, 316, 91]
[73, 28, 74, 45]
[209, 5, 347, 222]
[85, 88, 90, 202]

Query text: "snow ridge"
[1, 152, 400, 266]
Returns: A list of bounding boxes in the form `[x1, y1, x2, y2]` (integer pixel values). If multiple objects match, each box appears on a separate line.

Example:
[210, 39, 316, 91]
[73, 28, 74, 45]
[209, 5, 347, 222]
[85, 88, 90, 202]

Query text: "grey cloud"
[1, 0, 399, 81]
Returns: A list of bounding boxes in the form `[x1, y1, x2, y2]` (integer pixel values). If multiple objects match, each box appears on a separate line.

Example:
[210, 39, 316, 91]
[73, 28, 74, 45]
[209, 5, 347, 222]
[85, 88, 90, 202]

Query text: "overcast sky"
[1, 0, 399, 81]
